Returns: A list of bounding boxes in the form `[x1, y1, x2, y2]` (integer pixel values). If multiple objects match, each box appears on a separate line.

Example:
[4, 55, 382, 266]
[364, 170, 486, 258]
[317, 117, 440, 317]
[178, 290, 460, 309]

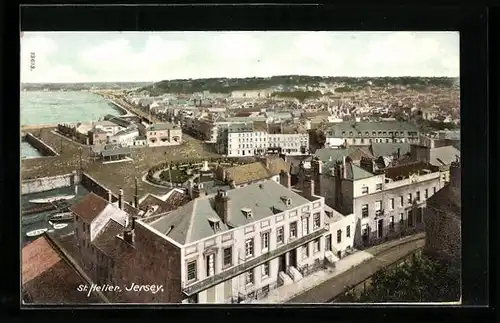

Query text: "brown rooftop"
[22, 235, 103, 304]
[70, 192, 109, 224]
[225, 162, 272, 185]
[93, 219, 127, 259]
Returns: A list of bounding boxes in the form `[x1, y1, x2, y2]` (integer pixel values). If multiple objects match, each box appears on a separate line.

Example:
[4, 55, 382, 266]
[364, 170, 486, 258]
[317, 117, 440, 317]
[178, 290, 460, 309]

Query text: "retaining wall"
[21, 172, 78, 195]
[24, 132, 59, 156]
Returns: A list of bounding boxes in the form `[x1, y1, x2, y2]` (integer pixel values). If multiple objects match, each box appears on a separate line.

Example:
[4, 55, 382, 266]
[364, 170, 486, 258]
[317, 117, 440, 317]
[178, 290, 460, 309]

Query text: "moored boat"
[26, 228, 48, 237]
[48, 212, 73, 223]
[52, 223, 69, 230]
[29, 194, 75, 204]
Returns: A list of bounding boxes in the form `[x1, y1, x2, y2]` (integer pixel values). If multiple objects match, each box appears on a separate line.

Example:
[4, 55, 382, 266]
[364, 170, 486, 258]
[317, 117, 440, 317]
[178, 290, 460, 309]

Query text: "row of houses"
[22, 138, 460, 304]
[81, 115, 183, 148]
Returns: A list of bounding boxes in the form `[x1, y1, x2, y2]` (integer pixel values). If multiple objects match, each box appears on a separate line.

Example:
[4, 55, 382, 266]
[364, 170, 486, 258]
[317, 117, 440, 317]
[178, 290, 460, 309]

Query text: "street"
[286, 233, 425, 303]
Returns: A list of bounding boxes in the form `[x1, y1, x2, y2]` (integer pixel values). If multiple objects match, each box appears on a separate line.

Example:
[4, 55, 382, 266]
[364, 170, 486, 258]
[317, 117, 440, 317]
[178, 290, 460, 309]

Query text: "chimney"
[119, 188, 124, 210]
[107, 189, 112, 203]
[279, 170, 291, 189]
[303, 175, 315, 197]
[123, 229, 134, 245]
[214, 190, 231, 224]
[193, 183, 205, 198]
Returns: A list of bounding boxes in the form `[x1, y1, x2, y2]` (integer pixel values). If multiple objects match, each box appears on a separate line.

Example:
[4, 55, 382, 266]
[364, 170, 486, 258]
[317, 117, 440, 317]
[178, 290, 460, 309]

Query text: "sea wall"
[21, 172, 78, 195]
[24, 132, 59, 156]
[81, 172, 119, 203]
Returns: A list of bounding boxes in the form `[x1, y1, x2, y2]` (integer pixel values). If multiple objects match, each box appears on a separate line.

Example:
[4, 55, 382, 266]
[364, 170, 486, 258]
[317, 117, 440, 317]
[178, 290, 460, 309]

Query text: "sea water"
[21, 91, 124, 158]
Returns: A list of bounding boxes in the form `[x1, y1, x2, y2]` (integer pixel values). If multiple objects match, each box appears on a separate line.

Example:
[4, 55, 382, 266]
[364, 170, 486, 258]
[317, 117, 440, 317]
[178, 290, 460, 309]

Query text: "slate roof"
[314, 146, 372, 163]
[138, 190, 191, 218]
[370, 143, 411, 158]
[22, 235, 103, 304]
[347, 164, 375, 180]
[148, 180, 311, 244]
[70, 193, 128, 224]
[324, 121, 418, 137]
[429, 146, 460, 167]
[225, 162, 272, 185]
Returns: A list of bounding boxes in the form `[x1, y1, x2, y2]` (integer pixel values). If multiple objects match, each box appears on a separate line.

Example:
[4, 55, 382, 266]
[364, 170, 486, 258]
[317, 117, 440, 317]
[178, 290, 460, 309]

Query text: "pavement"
[251, 232, 425, 304]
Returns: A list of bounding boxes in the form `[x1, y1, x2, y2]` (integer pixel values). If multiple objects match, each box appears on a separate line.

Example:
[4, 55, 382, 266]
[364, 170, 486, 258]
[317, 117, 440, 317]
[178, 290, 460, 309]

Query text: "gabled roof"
[347, 164, 375, 180]
[70, 193, 109, 223]
[22, 235, 103, 303]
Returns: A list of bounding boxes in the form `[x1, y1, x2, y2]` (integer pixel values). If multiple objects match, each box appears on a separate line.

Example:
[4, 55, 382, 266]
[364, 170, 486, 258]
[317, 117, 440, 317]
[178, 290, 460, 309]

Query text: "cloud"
[20, 31, 460, 83]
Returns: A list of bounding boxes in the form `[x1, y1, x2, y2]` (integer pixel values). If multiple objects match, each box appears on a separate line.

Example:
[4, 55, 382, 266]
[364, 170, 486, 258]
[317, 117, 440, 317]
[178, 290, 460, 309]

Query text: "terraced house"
[310, 155, 446, 248]
[323, 121, 420, 148]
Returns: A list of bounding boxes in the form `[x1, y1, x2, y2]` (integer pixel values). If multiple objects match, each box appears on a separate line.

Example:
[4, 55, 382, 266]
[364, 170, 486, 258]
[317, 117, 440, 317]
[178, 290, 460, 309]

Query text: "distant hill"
[21, 82, 154, 91]
[140, 75, 458, 95]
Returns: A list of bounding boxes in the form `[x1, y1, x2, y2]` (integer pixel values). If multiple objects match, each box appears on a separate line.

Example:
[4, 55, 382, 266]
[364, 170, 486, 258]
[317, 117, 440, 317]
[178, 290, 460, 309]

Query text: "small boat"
[26, 228, 48, 237]
[52, 223, 69, 230]
[29, 194, 75, 204]
[48, 212, 73, 223]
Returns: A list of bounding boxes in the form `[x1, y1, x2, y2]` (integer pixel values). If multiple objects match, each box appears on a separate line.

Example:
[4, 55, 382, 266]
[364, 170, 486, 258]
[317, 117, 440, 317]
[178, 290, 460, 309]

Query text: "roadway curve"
[286, 233, 426, 303]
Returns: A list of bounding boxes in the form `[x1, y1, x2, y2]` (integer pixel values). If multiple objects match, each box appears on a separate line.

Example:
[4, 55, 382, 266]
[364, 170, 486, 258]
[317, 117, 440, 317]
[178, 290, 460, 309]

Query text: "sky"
[20, 31, 459, 83]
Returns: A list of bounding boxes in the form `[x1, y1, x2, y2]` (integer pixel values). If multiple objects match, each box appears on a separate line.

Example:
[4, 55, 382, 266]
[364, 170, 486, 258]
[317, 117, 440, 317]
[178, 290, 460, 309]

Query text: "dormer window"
[208, 217, 221, 232]
[281, 196, 292, 206]
[241, 208, 253, 219]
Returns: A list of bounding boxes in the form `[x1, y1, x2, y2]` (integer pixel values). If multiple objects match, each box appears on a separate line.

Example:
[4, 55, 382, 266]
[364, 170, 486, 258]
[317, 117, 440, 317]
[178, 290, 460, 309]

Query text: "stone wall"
[21, 173, 76, 195]
[24, 132, 58, 156]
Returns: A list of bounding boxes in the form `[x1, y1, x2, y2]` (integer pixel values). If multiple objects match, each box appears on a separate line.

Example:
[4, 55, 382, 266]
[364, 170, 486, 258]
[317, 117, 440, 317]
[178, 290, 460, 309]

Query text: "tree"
[350, 254, 460, 303]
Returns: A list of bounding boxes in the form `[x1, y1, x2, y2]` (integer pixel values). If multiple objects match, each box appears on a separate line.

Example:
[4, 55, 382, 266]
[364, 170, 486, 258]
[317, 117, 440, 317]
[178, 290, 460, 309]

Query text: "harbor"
[21, 183, 90, 246]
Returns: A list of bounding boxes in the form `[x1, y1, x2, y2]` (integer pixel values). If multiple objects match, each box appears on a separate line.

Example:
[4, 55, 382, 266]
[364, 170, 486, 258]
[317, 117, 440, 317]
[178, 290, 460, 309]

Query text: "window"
[407, 193, 412, 204]
[206, 253, 215, 277]
[245, 238, 254, 258]
[337, 229, 342, 243]
[262, 262, 270, 278]
[301, 244, 309, 259]
[311, 239, 320, 253]
[261, 232, 270, 251]
[376, 183, 383, 191]
[399, 213, 404, 223]
[400, 196, 404, 207]
[375, 200, 382, 216]
[223, 247, 232, 267]
[262, 285, 270, 294]
[302, 217, 309, 236]
[416, 191, 421, 202]
[187, 261, 197, 281]
[362, 186, 369, 195]
[289, 221, 297, 238]
[276, 226, 284, 244]
[433, 187, 437, 194]
[408, 210, 414, 227]
[346, 225, 351, 238]
[424, 189, 429, 199]
[245, 269, 254, 285]
[390, 216, 395, 232]
[390, 198, 395, 209]
[313, 212, 321, 229]
[361, 204, 369, 218]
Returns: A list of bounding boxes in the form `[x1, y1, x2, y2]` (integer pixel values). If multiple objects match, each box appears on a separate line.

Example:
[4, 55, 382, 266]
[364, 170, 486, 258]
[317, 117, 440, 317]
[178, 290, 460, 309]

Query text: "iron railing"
[183, 228, 328, 296]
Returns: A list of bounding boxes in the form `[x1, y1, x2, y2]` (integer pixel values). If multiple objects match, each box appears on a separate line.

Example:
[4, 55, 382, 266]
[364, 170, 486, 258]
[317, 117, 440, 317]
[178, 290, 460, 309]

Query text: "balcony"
[182, 227, 329, 296]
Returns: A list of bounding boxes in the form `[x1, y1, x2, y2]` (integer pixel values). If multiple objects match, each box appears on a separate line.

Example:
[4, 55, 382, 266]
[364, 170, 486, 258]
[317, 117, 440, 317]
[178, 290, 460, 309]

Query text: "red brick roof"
[22, 235, 103, 304]
[70, 193, 109, 224]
